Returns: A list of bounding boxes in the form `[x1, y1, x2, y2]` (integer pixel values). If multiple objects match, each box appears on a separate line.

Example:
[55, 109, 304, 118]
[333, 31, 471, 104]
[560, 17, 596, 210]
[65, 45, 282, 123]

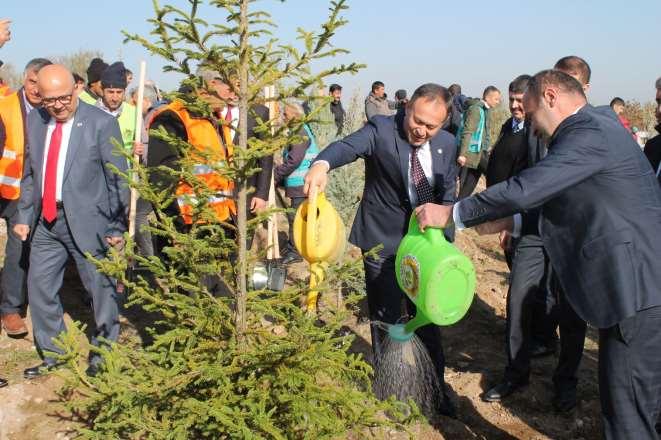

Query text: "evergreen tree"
[55, 1, 418, 438]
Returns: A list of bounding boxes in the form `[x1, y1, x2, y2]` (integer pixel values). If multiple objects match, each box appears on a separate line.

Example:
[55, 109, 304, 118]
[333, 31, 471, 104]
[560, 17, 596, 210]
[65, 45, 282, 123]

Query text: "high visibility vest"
[79, 89, 97, 105]
[116, 102, 137, 151]
[149, 100, 235, 224]
[0, 92, 25, 199]
[283, 124, 319, 188]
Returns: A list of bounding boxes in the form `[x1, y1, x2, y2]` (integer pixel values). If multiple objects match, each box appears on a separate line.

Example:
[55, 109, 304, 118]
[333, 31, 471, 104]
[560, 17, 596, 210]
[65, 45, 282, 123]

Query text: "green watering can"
[390, 215, 476, 341]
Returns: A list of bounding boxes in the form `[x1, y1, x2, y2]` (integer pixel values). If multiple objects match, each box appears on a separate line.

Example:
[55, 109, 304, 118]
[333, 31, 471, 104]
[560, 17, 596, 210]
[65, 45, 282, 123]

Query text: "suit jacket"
[315, 113, 458, 255]
[458, 106, 661, 328]
[485, 117, 529, 187]
[644, 128, 661, 182]
[18, 101, 129, 256]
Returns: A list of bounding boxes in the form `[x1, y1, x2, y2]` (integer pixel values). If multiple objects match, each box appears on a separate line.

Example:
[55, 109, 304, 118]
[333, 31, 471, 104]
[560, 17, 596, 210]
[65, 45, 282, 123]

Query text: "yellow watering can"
[293, 186, 346, 312]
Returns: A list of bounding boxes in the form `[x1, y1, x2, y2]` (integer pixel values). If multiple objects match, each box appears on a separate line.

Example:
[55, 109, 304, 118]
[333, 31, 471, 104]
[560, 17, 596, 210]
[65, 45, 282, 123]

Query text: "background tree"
[52, 49, 103, 79]
[55, 1, 417, 438]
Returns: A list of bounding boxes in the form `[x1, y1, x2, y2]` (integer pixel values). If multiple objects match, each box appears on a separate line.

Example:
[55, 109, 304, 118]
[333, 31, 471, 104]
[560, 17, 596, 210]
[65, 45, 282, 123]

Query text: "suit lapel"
[430, 137, 445, 198]
[393, 119, 410, 192]
[33, 111, 50, 194]
[63, 106, 87, 183]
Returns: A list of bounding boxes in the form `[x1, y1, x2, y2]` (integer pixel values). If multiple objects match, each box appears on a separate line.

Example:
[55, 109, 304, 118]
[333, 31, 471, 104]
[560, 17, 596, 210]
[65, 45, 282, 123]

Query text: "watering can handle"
[409, 213, 446, 245]
[306, 185, 319, 258]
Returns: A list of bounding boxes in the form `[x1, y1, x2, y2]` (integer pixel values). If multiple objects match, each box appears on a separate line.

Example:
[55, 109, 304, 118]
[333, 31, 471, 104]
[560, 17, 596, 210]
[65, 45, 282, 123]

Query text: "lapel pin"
[437, 148, 443, 154]
[76, 122, 83, 127]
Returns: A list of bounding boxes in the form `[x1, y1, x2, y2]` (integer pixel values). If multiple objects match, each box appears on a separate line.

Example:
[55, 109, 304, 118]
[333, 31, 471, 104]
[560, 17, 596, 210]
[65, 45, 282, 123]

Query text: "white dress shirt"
[408, 141, 434, 207]
[219, 105, 239, 141]
[41, 117, 74, 201]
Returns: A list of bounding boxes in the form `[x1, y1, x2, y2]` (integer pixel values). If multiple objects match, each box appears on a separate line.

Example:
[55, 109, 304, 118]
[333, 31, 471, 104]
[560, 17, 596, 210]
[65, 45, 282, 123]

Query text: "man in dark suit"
[482, 74, 586, 413]
[415, 70, 661, 439]
[14, 64, 129, 378]
[643, 77, 661, 185]
[304, 83, 459, 417]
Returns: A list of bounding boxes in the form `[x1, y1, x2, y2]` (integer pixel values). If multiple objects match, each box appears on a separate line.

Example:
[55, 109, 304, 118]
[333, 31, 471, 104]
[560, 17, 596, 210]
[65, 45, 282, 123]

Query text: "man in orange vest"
[0, 58, 52, 337]
[146, 73, 237, 246]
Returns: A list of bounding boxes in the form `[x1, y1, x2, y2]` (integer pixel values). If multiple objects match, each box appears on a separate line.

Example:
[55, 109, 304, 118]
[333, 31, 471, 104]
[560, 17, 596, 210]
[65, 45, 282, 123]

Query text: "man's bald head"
[38, 64, 77, 122]
[38, 64, 75, 91]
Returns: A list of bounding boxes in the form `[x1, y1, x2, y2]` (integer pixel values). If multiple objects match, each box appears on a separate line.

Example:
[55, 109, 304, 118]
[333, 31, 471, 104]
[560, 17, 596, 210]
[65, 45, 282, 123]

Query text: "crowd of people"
[1, 15, 661, 439]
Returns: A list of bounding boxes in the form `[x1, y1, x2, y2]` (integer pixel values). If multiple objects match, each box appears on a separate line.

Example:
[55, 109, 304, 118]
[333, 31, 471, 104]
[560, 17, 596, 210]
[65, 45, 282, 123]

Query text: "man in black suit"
[482, 74, 586, 413]
[643, 77, 661, 185]
[304, 83, 459, 417]
[415, 70, 661, 439]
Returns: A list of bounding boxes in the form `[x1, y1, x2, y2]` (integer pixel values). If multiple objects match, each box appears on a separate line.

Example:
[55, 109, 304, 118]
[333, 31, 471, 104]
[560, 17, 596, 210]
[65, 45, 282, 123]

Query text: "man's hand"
[0, 20, 11, 48]
[250, 196, 268, 214]
[499, 230, 512, 251]
[133, 141, 145, 156]
[303, 162, 329, 195]
[105, 236, 125, 249]
[475, 216, 514, 235]
[457, 156, 467, 167]
[414, 203, 454, 232]
[13, 224, 29, 241]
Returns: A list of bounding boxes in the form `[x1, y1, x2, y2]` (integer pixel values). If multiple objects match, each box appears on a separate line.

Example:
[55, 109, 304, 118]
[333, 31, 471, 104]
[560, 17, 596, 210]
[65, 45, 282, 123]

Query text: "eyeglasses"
[41, 93, 74, 107]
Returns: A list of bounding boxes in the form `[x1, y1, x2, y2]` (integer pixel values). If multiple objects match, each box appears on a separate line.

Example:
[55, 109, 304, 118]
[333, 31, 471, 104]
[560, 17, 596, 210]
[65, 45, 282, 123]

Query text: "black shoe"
[23, 362, 63, 379]
[482, 380, 525, 402]
[281, 251, 303, 265]
[552, 390, 577, 413]
[85, 364, 100, 377]
[530, 341, 556, 358]
[0, 377, 7, 388]
[436, 393, 457, 419]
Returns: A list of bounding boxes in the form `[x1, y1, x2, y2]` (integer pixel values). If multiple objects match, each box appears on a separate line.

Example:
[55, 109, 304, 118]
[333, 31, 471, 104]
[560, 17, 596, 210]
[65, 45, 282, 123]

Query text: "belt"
[55, 201, 64, 209]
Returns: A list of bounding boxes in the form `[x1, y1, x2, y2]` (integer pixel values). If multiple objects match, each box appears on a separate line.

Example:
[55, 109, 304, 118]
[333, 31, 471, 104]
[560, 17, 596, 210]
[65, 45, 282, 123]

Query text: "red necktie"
[411, 147, 434, 205]
[42, 122, 63, 222]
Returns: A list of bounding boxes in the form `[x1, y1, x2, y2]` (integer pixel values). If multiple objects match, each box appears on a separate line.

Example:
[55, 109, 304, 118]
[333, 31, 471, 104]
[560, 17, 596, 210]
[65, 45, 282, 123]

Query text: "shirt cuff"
[452, 202, 466, 230]
[511, 214, 522, 238]
[313, 160, 331, 172]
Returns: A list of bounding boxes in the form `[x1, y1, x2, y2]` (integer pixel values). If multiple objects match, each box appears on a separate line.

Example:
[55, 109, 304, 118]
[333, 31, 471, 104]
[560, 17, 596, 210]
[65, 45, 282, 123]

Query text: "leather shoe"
[482, 380, 525, 402]
[85, 364, 100, 377]
[553, 390, 577, 413]
[281, 251, 303, 265]
[0, 377, 7, 388]
[530, 340, 556, 358]
[1, 313, 28, 337]
[23, 362, 63, 379]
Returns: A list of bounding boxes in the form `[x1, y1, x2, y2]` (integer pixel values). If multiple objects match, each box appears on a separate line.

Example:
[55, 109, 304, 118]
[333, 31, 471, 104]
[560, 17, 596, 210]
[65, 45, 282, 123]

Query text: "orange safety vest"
[149, 101, 235, 224]
[0, 92, 25, 200]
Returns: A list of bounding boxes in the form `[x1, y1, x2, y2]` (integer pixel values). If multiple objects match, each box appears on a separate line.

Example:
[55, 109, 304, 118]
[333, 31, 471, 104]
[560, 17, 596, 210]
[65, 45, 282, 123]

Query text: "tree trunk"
[234, 0, 250, 343]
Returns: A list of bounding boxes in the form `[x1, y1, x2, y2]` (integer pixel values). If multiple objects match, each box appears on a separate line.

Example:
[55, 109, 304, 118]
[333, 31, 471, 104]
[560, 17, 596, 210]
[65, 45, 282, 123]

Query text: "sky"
[1, 0, 660, 106]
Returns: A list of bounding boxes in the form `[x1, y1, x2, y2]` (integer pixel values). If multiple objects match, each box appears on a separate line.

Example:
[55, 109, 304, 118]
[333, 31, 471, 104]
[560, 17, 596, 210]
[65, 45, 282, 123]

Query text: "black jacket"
[644, 126, 661, 183]
[458, 106, 661, 328]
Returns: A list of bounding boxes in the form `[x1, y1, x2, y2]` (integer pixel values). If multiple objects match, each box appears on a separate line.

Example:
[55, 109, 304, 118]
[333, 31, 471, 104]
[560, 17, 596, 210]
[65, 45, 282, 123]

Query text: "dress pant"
[134, 197, 154, 257]
[458, 166, 482, 200]
[362, 250, 446, 389]
[0, 199, 29, 315]
[504, 234, 585, 388]
[28, 208, 120, 365]
[599, 306, 661, 440]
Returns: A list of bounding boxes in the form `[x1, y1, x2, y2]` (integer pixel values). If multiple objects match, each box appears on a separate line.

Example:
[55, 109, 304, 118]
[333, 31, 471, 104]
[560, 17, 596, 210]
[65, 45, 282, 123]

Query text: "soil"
[0, 225, 603, 440]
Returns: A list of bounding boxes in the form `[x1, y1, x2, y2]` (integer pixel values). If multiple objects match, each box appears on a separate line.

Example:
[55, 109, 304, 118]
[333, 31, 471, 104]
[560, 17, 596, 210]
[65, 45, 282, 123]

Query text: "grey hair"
[656, 76, 661, 90]
[24, 58, 52, 76]
[131, 82, 159, 103]
[283, 98, 305, 116]
[196, 64, 221, 84]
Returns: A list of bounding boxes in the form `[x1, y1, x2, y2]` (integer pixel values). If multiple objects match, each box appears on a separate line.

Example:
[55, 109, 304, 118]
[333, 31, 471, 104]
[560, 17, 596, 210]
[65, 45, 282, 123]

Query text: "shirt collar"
[96, 99, 124, 117]
[512, 118, 525, 131]
[21, 89, 34, 114]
